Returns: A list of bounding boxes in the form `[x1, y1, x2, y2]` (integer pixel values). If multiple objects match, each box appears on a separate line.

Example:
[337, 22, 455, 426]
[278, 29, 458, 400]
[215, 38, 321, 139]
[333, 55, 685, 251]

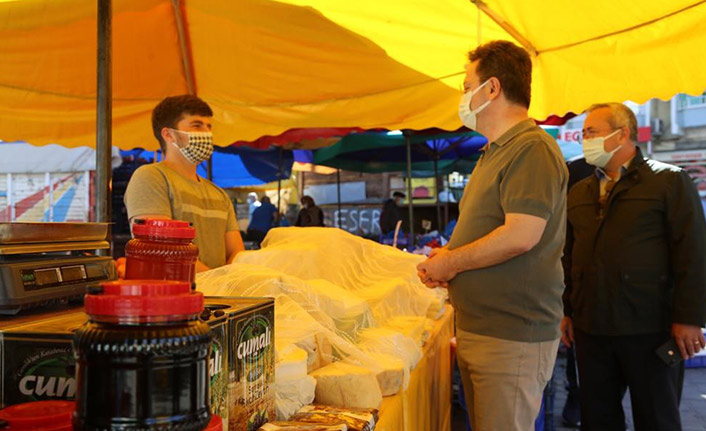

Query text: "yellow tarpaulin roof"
[1, 0, 705, 150]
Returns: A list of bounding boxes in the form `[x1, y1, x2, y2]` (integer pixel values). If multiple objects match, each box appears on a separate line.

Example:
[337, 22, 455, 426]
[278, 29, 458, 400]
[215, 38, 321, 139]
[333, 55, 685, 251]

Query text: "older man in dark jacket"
[561, 103, 706, 431]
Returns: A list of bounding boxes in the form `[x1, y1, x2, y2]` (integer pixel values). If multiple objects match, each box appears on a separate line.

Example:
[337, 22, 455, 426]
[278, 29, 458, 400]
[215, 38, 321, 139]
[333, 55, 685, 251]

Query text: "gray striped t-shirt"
[124, 162, 237, 269]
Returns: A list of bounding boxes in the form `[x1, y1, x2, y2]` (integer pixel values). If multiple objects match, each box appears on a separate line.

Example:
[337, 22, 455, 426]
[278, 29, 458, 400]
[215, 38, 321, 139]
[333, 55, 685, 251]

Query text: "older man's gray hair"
[586, 103, 638, 142]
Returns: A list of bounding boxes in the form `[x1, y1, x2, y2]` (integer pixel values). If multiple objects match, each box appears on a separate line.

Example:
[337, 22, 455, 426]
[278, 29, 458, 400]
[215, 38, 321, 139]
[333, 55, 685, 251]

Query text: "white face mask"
[458, 79, 491, 130]
[582, 129, 621, 168]
[168, 129, 214, 165]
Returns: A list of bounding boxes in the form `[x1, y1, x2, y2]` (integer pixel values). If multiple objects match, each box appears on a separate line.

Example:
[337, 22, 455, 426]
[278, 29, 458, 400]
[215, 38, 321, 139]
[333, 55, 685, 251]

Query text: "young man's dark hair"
[151, 95, 214, 152]
[468, 40, 532, 108]
[392, 191, 406, 199]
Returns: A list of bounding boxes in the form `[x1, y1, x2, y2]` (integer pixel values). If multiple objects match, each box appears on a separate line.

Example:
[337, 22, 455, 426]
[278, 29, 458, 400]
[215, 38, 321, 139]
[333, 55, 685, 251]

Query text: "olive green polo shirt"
[447, 119, 568, 342]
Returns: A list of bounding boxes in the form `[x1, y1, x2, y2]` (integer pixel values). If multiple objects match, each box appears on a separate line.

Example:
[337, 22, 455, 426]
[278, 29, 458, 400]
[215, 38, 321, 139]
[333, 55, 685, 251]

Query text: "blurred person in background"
[296, 195, 325, 227]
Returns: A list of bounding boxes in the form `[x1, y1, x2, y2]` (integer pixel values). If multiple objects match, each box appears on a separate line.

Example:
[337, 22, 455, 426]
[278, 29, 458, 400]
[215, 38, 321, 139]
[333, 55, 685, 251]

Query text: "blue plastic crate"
[685, 353, 706, 368]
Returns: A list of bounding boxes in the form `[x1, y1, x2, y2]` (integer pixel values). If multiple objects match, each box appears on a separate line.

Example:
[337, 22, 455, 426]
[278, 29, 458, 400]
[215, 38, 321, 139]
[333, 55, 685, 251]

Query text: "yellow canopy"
[1, 0, 705, 150]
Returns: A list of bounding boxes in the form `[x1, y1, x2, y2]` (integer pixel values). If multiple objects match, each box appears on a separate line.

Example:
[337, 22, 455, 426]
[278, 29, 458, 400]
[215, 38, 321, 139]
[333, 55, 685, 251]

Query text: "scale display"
[20, 264, 100, 291]
[34, 268, 59, 286]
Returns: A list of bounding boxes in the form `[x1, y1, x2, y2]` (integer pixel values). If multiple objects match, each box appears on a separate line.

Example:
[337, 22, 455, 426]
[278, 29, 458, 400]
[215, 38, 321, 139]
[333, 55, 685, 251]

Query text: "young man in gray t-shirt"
[123, 95, 243, 273]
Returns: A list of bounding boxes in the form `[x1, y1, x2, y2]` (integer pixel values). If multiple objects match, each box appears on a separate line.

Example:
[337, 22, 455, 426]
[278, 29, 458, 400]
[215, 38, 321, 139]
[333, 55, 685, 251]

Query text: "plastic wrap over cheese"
[197, 227, 448, 414]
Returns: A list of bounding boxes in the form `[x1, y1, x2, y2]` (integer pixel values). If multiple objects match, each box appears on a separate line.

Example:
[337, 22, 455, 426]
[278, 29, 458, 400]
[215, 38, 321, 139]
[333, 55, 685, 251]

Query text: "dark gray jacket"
[564, 149, 706, 335]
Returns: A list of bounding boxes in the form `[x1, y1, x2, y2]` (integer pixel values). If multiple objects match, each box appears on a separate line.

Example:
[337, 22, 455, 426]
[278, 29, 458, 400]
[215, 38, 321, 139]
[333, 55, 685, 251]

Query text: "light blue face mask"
[582, 129, 621, 168]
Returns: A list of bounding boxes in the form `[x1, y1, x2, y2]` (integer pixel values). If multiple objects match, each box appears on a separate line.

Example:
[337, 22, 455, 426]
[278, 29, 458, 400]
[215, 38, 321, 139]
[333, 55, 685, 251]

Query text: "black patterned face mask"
[168, 129, 214, 164]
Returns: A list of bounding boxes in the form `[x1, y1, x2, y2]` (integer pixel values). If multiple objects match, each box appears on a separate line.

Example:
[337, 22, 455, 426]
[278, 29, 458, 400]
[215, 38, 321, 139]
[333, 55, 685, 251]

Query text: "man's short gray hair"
[586, 103, 638, 142]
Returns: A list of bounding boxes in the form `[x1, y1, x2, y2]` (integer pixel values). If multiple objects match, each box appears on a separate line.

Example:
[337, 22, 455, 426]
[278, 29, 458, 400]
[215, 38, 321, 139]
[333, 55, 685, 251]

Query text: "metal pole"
[49, 173, 55, 221]
[7, 173, 13, 222]
[96, 0, 112, 233]
[300, 171, 305, 197]
[207, 158, 213, 181]
[337, 169, 342, 229]
[434, 157, 441, 232]
[405, 134, 415, 245]
[44, 172, 50, 221]
[277, 147, 282, 215]
[171, 0, 197, 95]
[445, 174, 450, 228]
[82, 171, 89, 222]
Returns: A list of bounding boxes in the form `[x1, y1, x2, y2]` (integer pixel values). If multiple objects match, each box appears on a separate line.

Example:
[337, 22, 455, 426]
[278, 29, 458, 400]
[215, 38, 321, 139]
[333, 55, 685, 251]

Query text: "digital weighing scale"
[0, 222, 116, 315]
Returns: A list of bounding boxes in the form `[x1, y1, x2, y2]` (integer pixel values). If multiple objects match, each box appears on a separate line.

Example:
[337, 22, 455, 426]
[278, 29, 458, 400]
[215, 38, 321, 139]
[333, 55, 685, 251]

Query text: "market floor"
[451, 350, 706, 431]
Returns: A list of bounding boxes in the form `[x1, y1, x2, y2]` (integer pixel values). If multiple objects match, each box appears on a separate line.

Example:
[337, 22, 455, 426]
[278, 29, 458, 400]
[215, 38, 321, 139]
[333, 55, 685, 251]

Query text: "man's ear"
[160, 127, 172, 144]
[488, 77, 502, 100]
[619, 126, 630, 143]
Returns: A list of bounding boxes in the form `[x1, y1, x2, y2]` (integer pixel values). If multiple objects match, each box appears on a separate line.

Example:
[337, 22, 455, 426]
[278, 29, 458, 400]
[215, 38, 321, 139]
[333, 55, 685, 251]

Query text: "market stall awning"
[311, 132, 487, 176]
[1, 1, 705, 150]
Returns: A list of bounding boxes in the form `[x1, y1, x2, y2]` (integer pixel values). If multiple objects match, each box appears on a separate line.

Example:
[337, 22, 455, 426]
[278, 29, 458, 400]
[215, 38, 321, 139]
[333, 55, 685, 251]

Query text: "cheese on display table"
[364, 353, 407, 396]
[197, 228, 448, 419]
[310, 362, 383, 409]
[275, 346, 317, 420]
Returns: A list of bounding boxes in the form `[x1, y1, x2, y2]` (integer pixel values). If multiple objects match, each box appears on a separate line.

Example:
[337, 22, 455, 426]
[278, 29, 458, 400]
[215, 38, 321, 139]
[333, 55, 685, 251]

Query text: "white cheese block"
[365, 353, 407, 396]
[276, 346, 309, 382]
[310, 362, 382, 409]
[295, 333, 333, 373]
[357, 327, 423, 371]
[275, 375, 316, 420]
[383, 316, 427, 347]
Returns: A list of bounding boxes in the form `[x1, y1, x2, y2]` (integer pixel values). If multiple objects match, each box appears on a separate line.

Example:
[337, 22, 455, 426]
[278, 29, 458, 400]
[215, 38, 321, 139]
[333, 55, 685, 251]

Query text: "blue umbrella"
[120, 146, 294, 188]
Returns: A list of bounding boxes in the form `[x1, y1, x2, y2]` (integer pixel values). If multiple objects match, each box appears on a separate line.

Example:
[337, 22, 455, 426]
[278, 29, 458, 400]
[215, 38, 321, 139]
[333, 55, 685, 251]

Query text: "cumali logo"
[236, 315, 272, 382]
[18, 354, 76, 400]
[210, 339, 223, 381]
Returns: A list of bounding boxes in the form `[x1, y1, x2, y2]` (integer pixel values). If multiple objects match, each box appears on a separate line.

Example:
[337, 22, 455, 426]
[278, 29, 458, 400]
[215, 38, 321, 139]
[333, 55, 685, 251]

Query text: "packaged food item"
[0, 303, 228, 420]
[0, 310, 85, 408]
[202, 304, 229, 425]
[290, 405, 378, 431]
[257, 422, 347, 431]
[125, 219, 198, 282]
[73, 280, 211, 431]
[206, 297, 276, 431]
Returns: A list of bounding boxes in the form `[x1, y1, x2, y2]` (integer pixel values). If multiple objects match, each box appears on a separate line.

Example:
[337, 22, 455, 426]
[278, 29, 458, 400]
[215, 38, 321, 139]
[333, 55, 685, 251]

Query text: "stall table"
[377, 306, 454, 431]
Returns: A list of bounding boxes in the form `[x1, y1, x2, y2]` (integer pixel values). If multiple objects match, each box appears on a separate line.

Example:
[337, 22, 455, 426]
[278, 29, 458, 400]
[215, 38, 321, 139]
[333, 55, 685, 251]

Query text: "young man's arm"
[225, 231, 245, 264]
[224, 198, 244, 264]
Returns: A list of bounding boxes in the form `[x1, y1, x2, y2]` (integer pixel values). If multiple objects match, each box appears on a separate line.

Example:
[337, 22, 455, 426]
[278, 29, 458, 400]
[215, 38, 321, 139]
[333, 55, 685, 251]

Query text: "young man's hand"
[114, 257, 126, 279]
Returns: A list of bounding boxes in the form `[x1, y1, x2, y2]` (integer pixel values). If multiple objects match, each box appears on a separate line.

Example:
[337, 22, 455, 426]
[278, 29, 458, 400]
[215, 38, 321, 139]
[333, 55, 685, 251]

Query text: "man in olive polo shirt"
[417, 40, 568, 431]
